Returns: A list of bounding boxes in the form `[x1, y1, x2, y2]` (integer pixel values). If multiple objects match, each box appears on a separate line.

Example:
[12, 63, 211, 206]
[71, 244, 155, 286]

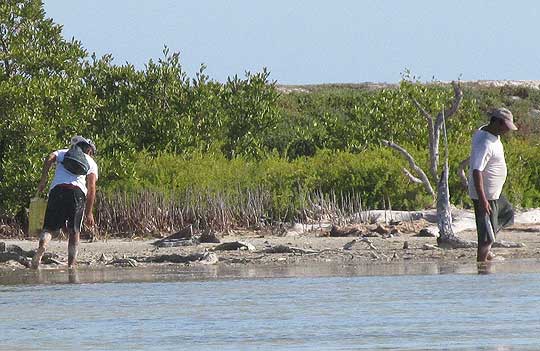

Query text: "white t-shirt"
[49, 149, 99, 196]
[468, 127, 507, 200]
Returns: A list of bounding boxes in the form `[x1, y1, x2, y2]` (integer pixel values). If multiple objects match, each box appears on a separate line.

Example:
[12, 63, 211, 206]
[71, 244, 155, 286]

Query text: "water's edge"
[3, 259, 540, 286]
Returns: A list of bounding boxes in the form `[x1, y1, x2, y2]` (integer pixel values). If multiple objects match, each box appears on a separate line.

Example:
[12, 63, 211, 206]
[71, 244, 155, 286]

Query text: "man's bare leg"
[67, 230, 80, 268]
[32, 231, 52, 269]
[477, 243, 492, 262]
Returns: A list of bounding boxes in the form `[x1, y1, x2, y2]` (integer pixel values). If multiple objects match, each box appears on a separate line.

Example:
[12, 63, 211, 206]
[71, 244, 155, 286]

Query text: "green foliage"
[275, 79, 481, 162]
[220, 68, 281, 159]
[0, 0, 87, 79]
[0, 0, 96, 215]
[100, 149, 435, 222]
[2, 0, 540, 226]
[504, 139, 540, 208]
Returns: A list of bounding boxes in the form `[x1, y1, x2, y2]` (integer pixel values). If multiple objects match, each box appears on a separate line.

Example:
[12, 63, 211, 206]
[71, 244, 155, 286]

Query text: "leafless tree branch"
[409, 95, 433, 124]
[430, 81, 464, 179]
[402, 168, 423, 184]
[382, 140, 435, 198]
[458, 157, 469, 190]
[443, 81, 463, 119]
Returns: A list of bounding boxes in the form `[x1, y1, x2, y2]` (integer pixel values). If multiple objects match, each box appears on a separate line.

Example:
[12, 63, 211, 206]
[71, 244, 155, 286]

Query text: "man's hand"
[84, 212, 95, 228]
[472, 169, 491, 215]
[480, 198, 492, 216]
[37, 179, 47, 194]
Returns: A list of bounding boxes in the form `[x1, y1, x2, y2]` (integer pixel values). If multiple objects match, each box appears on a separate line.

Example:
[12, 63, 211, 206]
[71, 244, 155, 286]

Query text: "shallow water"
[2, 261, 540, 350]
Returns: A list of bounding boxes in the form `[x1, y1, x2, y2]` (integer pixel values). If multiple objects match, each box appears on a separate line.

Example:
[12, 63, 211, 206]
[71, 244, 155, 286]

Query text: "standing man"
[468, 108, 516, 262]
[32, 136, 98, 268]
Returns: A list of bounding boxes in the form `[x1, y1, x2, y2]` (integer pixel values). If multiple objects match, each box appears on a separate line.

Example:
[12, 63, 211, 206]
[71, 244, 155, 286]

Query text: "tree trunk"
[435, 165, 476, 248]
[436, 164, 453, 238]
[436, 111, 475, 249]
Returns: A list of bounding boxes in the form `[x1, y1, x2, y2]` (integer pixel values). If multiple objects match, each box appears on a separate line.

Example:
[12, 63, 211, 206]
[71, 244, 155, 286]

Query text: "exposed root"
[437, 235, 477, 249]
[492, 240, 525, 248]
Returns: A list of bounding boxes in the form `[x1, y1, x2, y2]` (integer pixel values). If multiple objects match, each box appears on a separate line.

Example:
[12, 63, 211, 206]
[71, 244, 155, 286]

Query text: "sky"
[42, 0, 540, 85]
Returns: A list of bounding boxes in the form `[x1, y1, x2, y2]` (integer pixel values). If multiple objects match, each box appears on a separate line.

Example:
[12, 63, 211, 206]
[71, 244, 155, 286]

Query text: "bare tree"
[383, 81, 475, 248]
[435, 112, 474, 248]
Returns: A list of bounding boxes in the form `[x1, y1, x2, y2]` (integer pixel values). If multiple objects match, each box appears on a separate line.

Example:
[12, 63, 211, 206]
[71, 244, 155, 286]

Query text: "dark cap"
[71, 135, 97, 154]
[490, 108, 517, 130]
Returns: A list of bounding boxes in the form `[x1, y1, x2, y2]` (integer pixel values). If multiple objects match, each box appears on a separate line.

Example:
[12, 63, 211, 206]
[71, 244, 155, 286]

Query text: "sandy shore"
[1, 208, 540, 270]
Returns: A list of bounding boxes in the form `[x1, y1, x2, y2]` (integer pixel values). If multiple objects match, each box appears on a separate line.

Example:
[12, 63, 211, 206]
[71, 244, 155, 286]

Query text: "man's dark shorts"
[473, 194, 514, 245]
[43, 185, 86, 234]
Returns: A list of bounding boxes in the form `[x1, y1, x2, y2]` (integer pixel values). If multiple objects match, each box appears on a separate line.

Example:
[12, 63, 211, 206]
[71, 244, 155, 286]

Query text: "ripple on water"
[1, 261, 540, 350]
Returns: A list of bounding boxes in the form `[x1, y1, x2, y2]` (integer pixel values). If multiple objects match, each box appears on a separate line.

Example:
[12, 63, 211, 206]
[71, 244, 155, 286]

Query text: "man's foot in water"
[31, 247, 45, 269]
[487, 251, 505, 261]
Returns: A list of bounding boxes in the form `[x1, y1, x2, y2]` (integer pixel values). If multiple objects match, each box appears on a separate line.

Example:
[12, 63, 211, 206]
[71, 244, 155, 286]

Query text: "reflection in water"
[2, 259, 540, 285]
[477, 261, 495, 275]
[68, 268, 79, 284]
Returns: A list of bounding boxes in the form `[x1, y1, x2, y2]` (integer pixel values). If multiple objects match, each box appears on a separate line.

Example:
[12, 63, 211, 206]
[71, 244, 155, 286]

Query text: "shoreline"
[1, 209, 540, 273]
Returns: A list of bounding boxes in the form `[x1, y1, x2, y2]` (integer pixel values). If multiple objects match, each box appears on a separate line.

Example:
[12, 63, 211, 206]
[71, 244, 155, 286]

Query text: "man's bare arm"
[472, 169, 491, 215]
[37, 153, 56, 193]
[84, 173, 97, 227]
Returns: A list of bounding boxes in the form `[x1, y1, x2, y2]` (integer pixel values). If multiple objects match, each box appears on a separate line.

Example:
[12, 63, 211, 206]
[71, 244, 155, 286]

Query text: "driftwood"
[152, 225, 194, 247]
[147, 252, 218, 265]
[492, 240, 526, 248]
[415, 228, 437, 237]
[156, 225, 192, 241]
[0, 242, 70, 267]
[107, 258, 139, 267]
[212, 241, 255, 252]
[153, 239, 197, 248]
[370, 251, 388, 260]
[341, 238, 378, 251]
[261, 245, 318, 254]
[437, 237, 477, 249]
[0, 242, 31, 267]
[40, 254, 63, 265]
[506, 227, 540, 233]
[373, 224, 390, 235]
[329, 225, 362, 237]
[360, 237, 378, 250]
[199, 229, 220, 243]
[0, 252, 30, 267]
[331, 224, 399, 239]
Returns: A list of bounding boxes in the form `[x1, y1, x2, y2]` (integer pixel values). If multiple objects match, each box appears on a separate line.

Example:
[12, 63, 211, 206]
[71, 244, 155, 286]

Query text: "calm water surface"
[2, 261, 540, 350]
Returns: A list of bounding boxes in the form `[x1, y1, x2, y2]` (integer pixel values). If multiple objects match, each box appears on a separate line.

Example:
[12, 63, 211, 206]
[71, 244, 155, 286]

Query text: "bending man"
[32, 136, 98, 268]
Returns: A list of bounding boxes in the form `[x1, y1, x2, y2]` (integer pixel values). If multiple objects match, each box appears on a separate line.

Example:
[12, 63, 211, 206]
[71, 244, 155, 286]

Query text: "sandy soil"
[2, 209, 540, 270]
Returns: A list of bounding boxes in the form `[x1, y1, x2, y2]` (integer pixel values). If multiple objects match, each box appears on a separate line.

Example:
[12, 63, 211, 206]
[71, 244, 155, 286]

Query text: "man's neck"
[482, 124, 500, 136]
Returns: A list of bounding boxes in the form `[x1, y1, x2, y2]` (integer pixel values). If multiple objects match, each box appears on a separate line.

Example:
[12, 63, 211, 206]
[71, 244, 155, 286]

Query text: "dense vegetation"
[1, 0, 539, 235]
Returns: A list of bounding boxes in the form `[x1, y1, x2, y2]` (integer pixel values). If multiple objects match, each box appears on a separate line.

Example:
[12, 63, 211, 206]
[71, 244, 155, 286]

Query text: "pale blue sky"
[43, 1, 540, 84]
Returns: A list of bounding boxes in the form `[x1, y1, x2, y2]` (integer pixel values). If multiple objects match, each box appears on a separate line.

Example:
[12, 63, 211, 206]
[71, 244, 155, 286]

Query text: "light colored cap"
[490, 107, 517, 130]
[71, 135, 97, 153]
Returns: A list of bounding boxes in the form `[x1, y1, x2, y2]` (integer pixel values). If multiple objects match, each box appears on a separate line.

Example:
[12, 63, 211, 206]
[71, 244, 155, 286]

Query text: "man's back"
[49, 149, 98, 195]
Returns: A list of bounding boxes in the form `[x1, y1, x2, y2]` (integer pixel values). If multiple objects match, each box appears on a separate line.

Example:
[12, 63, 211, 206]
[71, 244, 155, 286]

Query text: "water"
[2, 261, 540, 350]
